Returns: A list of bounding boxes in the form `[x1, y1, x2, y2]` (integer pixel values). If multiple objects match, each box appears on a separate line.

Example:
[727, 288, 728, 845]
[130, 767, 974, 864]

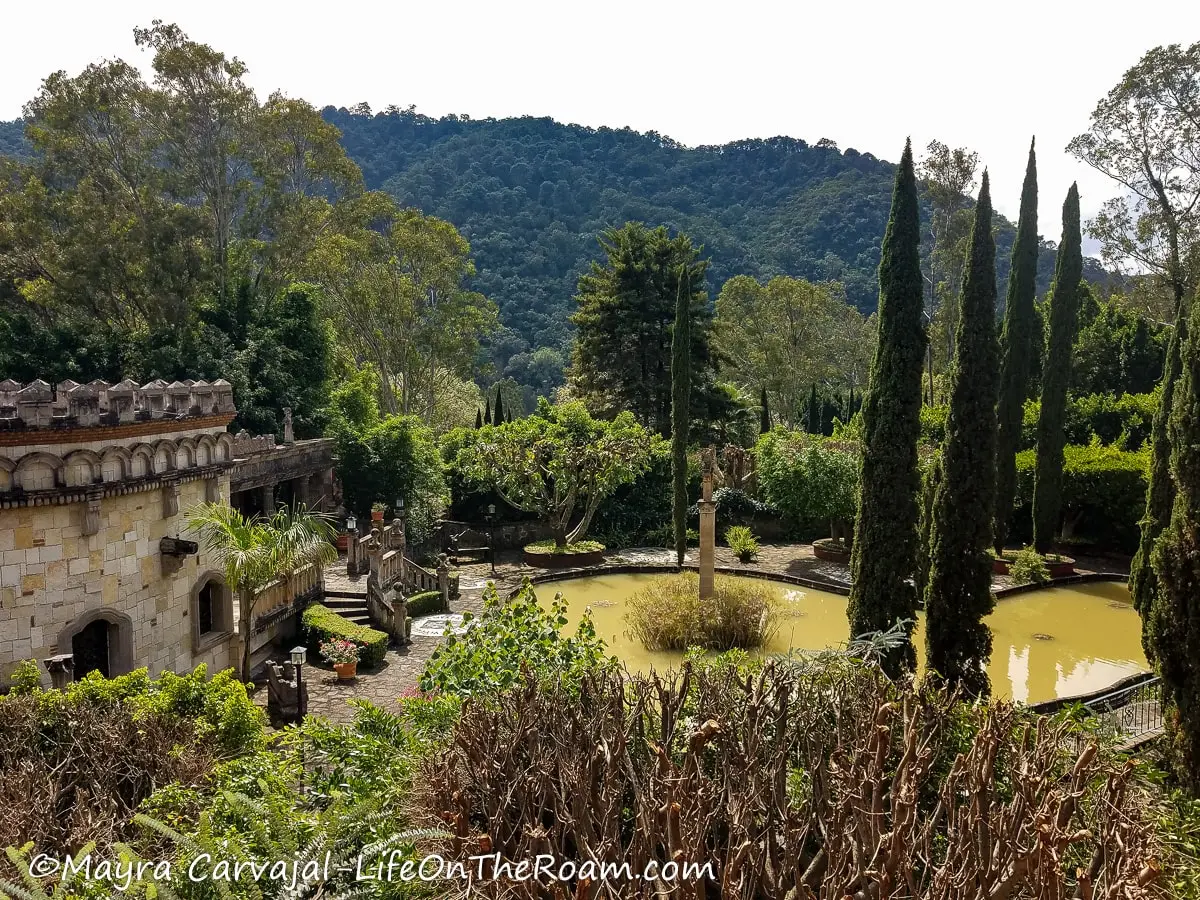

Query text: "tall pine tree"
[759, 386, 771, 433]
[1148, 284, 1200, 792]
[493, 385, 504, 425]
[671, 269, 692, 566]
[847, 140, 928, 675]
[1131, 297, 1189, 629]
[475, 408, 483, 429]
[484, 397, 492, 425]
[1032, 184, 1083, 552]
[925, 172, 1000, 698]
[994, 139, 1039, 553]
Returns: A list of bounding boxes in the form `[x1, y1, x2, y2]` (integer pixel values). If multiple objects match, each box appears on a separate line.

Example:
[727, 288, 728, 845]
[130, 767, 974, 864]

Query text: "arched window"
[190, 572, 234, 653]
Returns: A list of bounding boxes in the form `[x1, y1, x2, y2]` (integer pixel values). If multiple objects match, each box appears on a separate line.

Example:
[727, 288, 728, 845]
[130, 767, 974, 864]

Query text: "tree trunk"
[238, 587, 253, 682]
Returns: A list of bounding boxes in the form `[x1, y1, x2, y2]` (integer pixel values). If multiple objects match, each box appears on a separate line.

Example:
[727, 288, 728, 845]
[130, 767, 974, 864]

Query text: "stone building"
[0, 378, 334, 688]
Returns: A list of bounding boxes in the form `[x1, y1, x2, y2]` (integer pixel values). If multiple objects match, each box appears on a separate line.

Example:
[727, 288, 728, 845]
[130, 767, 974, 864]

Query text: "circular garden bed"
[992, 552, 1076, 578]
[523, 540, 606, 569]
[812, 538, 852, 564]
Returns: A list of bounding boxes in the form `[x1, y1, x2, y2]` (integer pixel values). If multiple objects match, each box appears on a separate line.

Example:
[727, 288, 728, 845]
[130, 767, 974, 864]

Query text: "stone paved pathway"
[252, 543, 1129, 726]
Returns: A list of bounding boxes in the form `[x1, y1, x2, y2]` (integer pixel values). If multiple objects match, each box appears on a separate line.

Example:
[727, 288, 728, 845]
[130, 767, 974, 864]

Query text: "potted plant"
[371, 502, 386, 524]
[320, 638, 361, 680]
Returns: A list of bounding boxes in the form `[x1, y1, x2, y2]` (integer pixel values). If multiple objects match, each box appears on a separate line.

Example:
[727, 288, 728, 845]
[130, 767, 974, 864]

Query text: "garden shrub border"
[301, 604, 389, 668]
[405, 590, 445, 617]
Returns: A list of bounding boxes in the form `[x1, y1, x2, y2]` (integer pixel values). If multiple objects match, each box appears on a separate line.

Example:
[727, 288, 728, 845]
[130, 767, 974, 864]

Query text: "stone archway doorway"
[57, 608, 134, 680]
[72, 619, 111, 678]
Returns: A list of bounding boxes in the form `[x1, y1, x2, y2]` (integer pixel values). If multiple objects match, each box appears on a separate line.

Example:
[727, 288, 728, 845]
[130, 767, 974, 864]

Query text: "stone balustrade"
[230, 430, 277, 457]
[0, 377, 235, 431]
[250, 561, 325, 633]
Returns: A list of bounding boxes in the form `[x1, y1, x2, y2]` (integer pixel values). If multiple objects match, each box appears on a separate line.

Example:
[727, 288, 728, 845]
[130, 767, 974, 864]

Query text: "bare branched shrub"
[624, 572, 780, 650]
[423, 660, 1160, 899]
[0, 695, 213, 855]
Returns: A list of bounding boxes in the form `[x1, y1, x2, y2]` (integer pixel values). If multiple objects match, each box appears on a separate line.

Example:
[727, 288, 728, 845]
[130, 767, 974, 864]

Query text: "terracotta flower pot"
[334, 661, 358, 681]
[371, 509, 385, 523]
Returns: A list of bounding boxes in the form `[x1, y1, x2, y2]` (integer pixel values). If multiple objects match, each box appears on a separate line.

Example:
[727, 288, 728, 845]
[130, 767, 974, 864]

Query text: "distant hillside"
[0, 120, 27, 160]
[326, 108, 1089, 356]
[2, 111, 1100, 362]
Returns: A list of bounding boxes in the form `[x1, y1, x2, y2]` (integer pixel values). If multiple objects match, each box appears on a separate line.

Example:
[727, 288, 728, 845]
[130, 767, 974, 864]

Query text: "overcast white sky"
[3, 1, 1198, 246]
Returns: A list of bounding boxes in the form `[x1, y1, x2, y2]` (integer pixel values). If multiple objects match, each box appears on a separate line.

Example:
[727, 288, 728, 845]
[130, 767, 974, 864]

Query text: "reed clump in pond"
[624, 572, 781, 650]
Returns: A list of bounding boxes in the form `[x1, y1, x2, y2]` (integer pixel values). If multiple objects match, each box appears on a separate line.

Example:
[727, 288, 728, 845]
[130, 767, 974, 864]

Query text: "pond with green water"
[538, 574, 1146, 704]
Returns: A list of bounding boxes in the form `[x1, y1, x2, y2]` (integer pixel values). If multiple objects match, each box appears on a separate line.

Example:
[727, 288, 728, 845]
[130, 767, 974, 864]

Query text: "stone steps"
[322, 596, 373, 628]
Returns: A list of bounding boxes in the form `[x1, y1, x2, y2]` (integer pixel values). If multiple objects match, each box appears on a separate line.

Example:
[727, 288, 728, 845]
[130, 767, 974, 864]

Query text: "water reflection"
[540, 575, 1147, 704]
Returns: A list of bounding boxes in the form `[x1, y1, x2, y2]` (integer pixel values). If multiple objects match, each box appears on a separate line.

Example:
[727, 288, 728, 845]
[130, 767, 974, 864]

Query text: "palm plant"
[186, 502, 338, 681]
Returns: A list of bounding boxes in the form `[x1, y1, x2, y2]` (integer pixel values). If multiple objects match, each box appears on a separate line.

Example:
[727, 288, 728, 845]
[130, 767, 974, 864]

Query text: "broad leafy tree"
[310, 201, 498, 420]
[1072, 43, 1200, 620]
[919, 140, 980, 395]
[714, 275, 873, 426]
[847, 140, 928, 675]
[454, 400, 655, 548]
[925, 173, 1000, 698]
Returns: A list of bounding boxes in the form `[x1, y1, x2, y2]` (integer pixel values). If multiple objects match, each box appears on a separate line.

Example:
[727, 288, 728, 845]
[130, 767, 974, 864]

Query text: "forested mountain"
[322, 107, 1096, 361]
[2, 108, 1102, 372]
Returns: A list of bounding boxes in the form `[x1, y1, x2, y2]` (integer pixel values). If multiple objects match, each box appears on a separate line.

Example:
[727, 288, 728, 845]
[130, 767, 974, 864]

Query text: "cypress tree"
[671, 269, 692, 566]
[1148, 284, 1200, 792]
[484, 397, 492, 425]
[807, 384, 819, 434]
[475, 408, 483, 429]
[925, 172, 1000, 698]
[1032, 184, 1083, 552]
[493, 386, 504, 425]
[759, 386, 771, 433]
[847, 139, 928, 676]
[994, 139, 1039, 553]
[1131, 298, 1188, 628]
[507, 408, 513, 423]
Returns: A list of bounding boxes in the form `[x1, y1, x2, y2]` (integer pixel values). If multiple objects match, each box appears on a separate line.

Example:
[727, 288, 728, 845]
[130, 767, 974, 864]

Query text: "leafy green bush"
[920, 403, 949, 445]
[755, 430, 859, 539]
[1007, 546, 1050, 585]
[1012, 444, 1149, 552]
[725, 525, 760, 562]
[590, 439, 679, 547]
[624, 572, 781, 651]
[404, 590, 445, 617]
[419, 580, 613, 696]
[302, 604, 390, 668]
[328, 371, 448, 540]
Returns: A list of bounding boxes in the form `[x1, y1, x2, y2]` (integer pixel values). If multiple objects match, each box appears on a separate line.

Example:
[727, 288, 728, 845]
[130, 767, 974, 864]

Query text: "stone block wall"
[0, 475, 235, 687]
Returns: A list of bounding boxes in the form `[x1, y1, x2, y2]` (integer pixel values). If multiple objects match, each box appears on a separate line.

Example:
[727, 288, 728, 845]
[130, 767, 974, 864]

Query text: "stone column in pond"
[699, 447, 717, 601]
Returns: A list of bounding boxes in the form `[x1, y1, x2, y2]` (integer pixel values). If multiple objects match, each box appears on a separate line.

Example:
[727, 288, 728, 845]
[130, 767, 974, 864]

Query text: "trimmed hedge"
[1021, 391, 1158, 451]
[302, 604, 389, 668]
[1012, 443, 1149, 553]
[405, 590, 445, 617]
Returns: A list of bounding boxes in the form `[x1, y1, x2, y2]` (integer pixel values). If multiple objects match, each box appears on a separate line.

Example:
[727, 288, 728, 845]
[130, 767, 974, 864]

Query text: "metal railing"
[1083, 675, 1163, 744]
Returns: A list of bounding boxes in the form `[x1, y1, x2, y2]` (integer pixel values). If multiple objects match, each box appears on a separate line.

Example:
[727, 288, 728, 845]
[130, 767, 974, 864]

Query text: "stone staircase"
[321, 595, 373, 628]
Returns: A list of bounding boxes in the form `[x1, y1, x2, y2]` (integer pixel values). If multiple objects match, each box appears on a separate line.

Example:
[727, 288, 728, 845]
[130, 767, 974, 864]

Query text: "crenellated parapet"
[0, 375, 242, 506]
[0, 378, 235, 431]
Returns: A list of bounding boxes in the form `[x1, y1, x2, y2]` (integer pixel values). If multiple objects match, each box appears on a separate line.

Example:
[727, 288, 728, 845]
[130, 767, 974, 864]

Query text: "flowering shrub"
[319, 639, 361, 665]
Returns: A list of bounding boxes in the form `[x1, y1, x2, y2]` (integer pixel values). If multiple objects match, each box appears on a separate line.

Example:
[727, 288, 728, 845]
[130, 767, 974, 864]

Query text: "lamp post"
[290, 645, 307, 720]
[346, 514, 358, 576]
